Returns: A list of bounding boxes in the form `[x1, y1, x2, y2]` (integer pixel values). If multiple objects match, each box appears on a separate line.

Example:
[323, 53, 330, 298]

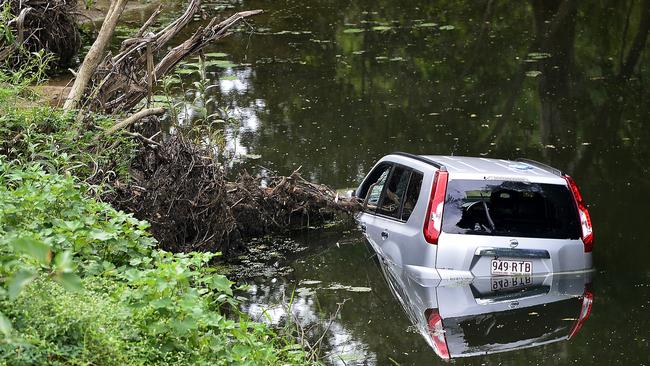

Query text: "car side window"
[401, 171, 423, 221]
[363, 165, 391, 211]
[377, 166, 412, 219]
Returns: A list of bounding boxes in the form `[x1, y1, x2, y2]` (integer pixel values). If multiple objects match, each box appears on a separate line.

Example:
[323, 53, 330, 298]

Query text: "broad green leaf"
[372, 26, 392, 31]
[11, 236, 52, 265]
[8, 269, 37, 300]
[54, 250, 74, 272]
[415, 22, 437, 28]
[150, 298, 173, 309]
[439, 25, 455, 30]
[175, 68, 196, 75]
[0, 312, 11, 338]
[90, 230, 114, 241]
[343, 28, 364, 34]
[55, 272, 83, 292]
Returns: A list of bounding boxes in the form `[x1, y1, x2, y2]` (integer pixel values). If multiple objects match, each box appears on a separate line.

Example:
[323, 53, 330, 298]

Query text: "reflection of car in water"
[378, 257, 594, 359]
[354, 153, 594, 280]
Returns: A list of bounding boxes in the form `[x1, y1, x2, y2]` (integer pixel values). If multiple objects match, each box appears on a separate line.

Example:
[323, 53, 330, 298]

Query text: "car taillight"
[564, 175, 594, 252]
[425, 309, 450, 360]
[568, 290, 594, 339]
[423, 170, 449, 244]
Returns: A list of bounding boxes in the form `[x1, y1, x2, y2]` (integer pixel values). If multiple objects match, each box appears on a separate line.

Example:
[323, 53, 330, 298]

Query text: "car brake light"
[423, 170, 449, 244]
[568, 290, 594, 339]
[425, 309, 450, 360]
[564, 175, 594, 252]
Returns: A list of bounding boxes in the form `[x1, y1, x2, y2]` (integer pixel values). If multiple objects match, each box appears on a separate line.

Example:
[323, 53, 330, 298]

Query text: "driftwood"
[78, 0, 261, 114]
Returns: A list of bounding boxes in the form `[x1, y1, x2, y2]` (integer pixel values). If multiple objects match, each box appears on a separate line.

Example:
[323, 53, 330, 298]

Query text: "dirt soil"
[77, 0, 163, 25]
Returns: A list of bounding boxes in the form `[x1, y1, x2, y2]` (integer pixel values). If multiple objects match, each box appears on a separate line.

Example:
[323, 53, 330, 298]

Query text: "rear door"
[435, 179, 586, 277]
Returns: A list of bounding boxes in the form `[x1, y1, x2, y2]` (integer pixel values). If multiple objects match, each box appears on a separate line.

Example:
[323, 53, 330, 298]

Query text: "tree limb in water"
[99, 107, 166, 138]
[83, 0, 261, 114]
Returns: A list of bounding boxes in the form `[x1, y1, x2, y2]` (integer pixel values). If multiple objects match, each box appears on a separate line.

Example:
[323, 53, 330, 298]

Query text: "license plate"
[491, 276, 533, 291]
[490, 259, 532, 276]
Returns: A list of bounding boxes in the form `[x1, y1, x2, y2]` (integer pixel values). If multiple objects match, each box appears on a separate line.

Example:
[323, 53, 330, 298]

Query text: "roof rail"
[516, 158, 563, 176]
[391, 152, 446, 171]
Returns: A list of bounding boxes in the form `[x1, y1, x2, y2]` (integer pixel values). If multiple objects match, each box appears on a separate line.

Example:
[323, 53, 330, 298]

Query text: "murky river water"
[120, 0, 650, 364]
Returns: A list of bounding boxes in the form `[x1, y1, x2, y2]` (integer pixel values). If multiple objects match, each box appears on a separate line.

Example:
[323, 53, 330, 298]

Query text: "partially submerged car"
[354, 153, 594, 280]
[378, 256, 594, 359]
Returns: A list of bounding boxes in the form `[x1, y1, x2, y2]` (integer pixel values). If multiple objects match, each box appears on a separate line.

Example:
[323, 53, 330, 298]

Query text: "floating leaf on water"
[204, 52, 228, 58]
[206, 60, 237, 68]
[300, 280, 322, 285]
[343, 28, 364, 34]
[528, 52, 552, 60]
[296, 287, 315, 296]
[439, 25, 455, 30]
[526, 70, 542, 77]
[347, 286, 372, 293]
[337, 353, 366, 362]
[372, 25, 392, 31]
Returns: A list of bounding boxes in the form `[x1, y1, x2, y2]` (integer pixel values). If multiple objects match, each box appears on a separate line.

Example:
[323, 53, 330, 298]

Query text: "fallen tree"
[108, 135, 359, 254]
[0, 0, 81, 67]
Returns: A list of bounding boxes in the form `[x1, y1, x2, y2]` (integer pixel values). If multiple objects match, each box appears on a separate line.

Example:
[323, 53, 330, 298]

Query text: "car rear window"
[442, 179, 581, 239]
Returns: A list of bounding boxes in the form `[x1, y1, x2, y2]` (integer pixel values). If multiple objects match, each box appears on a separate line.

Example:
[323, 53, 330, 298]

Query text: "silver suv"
[354, 153, 594, 280]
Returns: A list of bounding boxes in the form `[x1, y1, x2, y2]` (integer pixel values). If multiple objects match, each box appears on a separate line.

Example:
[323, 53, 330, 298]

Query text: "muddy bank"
[77, 0, 163, 25]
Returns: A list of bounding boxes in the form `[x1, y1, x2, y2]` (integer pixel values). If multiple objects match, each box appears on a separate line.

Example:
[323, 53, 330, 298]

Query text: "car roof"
[389, 154, 567, 184]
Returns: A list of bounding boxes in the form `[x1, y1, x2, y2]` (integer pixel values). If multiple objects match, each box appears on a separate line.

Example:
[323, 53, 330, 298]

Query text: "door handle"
[381, 230, 389, 240]
[360, 224, 367, 233]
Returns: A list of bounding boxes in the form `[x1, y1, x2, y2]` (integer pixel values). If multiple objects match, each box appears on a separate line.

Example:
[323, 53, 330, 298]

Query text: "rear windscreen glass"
[442, 180, 581, 239]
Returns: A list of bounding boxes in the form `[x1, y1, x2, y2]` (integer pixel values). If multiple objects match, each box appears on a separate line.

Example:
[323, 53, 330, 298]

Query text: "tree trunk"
[63, 0, 129, 111]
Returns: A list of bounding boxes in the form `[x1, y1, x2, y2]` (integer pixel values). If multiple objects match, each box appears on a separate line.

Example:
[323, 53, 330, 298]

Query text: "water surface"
[127, 0, 650, 364]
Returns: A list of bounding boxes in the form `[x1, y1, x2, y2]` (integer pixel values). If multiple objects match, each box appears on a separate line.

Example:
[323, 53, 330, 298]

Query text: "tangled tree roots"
[108, 130, 360, 255]
[1, 0, 81, 67]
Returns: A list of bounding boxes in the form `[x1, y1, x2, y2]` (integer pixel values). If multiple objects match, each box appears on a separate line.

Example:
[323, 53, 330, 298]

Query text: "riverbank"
[0, 69, 319, 364]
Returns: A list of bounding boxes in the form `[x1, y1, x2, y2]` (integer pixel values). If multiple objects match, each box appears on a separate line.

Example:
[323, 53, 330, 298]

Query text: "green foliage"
[0, 103, 136, 180]
[0, 162, 314, 365]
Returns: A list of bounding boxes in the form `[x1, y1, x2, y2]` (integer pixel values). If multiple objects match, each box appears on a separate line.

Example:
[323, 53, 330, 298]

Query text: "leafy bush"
[0, 105, 136, 180]
[0, 162, 314, 365]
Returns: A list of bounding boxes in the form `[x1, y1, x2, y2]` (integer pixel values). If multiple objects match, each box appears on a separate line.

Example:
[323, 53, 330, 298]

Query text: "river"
[119, 0, 650, 364]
